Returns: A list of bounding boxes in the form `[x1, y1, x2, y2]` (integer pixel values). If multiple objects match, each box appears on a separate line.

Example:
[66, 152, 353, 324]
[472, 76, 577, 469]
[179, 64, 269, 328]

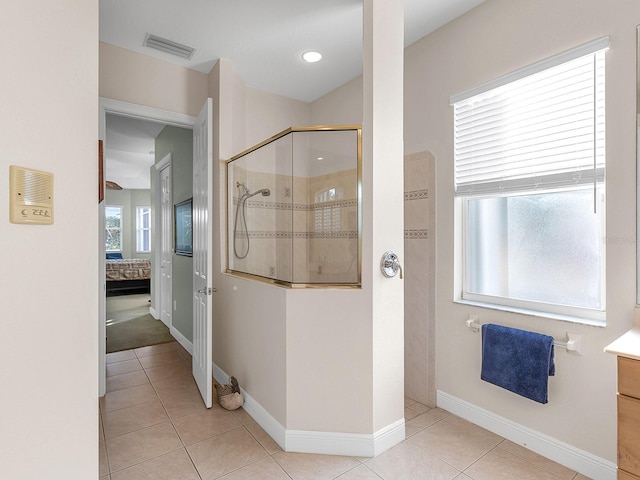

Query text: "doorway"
[99, 98, 197, 396]
[104, 113, 167, 354]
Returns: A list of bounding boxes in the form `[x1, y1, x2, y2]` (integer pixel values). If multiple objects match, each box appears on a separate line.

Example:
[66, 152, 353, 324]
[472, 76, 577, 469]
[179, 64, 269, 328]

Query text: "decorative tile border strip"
[405, 229, 428, 239]
[404, 189, 428, 201]
[233, 197, 358, 211]
[235, 231, 358, 239]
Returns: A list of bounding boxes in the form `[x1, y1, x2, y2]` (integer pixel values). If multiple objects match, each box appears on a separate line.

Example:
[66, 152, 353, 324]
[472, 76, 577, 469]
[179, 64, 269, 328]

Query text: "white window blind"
[452, 37, 608, 197]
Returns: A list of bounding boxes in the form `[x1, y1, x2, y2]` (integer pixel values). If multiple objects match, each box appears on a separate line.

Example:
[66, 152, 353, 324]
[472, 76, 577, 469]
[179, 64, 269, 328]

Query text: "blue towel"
[481, 324, 555, 404]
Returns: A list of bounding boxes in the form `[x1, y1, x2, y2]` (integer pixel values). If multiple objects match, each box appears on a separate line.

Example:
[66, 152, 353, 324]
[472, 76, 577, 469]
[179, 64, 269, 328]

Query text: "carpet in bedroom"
[106, 294, 175, 353]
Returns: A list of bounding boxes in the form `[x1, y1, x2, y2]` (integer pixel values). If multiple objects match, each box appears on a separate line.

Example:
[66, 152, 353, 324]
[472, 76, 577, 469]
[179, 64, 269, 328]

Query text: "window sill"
[453, 298, 606, 328]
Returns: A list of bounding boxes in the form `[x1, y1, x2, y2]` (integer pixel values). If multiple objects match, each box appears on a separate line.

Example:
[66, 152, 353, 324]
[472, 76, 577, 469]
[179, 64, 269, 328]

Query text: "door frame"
[153, 153, 172, 328]
[98, 98, 196, 396]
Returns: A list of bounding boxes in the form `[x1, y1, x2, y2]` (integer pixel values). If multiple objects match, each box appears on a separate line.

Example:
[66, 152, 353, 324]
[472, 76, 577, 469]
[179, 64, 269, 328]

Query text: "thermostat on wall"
[9, 165, 54, 224]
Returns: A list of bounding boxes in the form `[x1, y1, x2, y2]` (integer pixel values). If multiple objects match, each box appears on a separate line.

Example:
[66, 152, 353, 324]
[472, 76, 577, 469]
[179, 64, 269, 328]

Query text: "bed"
[106, 253, 151, 295]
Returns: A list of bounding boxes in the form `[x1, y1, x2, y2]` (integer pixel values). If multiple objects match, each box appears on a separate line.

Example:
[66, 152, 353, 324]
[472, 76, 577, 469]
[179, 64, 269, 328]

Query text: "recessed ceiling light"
[317, 157, 324, 161]
[302, 51, 322, 63]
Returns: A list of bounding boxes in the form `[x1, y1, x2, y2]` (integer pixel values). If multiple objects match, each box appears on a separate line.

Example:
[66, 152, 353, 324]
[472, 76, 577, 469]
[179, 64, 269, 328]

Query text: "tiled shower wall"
[404, 151, 436, 406]
[230, 168, 358, 285]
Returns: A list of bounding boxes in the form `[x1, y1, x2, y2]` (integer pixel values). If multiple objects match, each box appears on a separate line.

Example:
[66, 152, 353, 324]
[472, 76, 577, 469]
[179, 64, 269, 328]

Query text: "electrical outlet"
[284, 187, 291, 198]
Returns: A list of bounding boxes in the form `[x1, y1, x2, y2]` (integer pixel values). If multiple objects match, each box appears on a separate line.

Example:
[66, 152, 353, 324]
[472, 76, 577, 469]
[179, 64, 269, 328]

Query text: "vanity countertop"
[604, 327, 640, 360]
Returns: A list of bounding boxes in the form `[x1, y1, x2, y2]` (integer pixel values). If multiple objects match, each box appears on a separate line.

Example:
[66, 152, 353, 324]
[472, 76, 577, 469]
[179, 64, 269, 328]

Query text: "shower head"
[246, 188, 271, 198]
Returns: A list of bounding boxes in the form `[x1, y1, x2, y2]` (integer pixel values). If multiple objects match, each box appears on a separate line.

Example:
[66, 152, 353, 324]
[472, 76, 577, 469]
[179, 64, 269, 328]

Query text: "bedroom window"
[105, 206, 123, 252]
[136, 206, 151, 253]
[451, 37, 608, 324]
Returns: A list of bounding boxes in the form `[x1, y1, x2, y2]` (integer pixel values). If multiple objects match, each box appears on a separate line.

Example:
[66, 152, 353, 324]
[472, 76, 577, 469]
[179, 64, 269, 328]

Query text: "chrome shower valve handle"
[380, 251, 403, 279]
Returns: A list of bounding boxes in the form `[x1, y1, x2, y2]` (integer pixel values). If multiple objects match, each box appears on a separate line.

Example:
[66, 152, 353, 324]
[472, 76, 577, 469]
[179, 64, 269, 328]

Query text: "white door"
[192, 98, 213, 407]
[160, 162, 173, 327]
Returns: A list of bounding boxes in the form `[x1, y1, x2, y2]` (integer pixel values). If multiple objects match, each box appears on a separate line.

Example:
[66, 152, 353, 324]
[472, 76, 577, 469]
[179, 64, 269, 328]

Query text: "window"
[314, 187, 344, 233]
[136, 206, 151, 253]
[105, 206, 123, 252]
[452, 37, 608, 324]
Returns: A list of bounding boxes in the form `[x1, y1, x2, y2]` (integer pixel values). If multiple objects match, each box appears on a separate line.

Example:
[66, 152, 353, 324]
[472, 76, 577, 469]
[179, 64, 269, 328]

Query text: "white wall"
[403, 0, 639, 463]
[0, 1, 98, 478]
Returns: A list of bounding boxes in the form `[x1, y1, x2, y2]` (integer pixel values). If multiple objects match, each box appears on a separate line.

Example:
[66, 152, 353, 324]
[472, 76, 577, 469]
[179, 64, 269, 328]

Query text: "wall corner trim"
[436, 391, 616, 480]
[213, 361, 404, 457]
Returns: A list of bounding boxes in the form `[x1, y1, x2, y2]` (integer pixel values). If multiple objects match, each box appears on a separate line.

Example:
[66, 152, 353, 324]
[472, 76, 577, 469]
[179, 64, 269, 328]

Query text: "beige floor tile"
[365, 441, 459, 480]
[171, 341, 192, 360]
[139, 350, 186, 369]
[102, 399, 169, 439]
[405, 408, 449, 438]
[273, 451, 361, 480]
[243, 417, 283, 455]
[100, 476, 111, 480]
[106, 370, 150, 393]
[99, 441, 109, 476]
[407, 400, 430, 416]
[218, 457, 291, 479]
[187, 427, 268, 479]
[335, 464, 383, 479]
[156, 384, 208, 419]
[408, 416, 502, 471]
[454, 475, 473, 480]
[107, 350, 137, 364]
[405, 406, 421, 421]
[232, 406, 254, 425]
[498, 441, 576, 479]
[464, 447, 563, 480]
[172, 405, 242, 445]
[144, 359, 193, 383]
[134, 342, 177, 358]
[105, 421, 182, 473]
[110, 448, 199, 480]
[106, 359, 143, 377]
[101, 383, 158, 413]
[150, 371, 198, 394]
[99, 414, 105, 441]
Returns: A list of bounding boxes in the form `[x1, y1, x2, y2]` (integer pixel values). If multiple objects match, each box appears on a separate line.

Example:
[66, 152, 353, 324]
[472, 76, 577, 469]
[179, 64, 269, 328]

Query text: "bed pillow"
[106, 252, 123, 260]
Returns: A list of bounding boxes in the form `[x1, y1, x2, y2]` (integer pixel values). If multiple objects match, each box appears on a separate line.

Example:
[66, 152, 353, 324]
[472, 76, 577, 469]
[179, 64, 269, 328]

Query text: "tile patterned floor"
[100, 342, 592, 479]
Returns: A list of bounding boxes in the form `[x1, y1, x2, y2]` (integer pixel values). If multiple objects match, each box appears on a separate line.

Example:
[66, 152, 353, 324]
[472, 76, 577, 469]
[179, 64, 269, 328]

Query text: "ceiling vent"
[143, 33, 195, 59]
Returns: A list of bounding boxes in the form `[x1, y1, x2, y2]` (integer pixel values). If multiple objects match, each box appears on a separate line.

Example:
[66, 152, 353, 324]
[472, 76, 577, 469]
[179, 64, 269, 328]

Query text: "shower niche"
[226, 126, 361, 287]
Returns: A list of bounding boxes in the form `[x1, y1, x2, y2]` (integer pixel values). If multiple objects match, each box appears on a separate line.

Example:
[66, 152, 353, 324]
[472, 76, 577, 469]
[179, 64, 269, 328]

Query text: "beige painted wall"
[1, 1, 99, 478]
[100, 42, 208, 117]
[403, 0, 640, 462]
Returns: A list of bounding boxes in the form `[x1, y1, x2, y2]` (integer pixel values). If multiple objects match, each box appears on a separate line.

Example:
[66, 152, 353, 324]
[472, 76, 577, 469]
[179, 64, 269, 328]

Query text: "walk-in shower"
[226, 126, 361, 286]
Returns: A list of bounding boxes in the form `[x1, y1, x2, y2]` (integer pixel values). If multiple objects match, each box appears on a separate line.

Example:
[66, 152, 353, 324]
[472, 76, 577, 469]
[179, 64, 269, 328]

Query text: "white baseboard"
[212, 362, 286, 450]
[170, 327, 193, 355]
[213, 361, 404, 457]
[437, 391, 617, 480]
[149, 307, 158, 319]
[285, 418, 405, 457]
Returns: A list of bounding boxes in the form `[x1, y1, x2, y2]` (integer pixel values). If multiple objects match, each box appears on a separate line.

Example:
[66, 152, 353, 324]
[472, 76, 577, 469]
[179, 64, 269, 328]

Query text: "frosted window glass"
[466, 188, 603, 311]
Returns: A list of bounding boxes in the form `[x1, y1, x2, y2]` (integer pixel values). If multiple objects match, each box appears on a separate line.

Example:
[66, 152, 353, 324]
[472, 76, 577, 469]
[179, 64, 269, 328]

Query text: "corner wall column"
[362, 0, 406, 444]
